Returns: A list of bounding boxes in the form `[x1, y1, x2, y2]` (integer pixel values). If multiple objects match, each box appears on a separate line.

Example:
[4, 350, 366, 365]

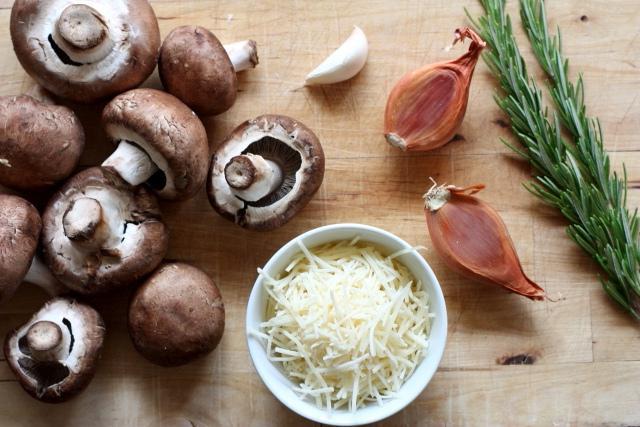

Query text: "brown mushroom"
[41, 167, 168, 294]
[159, 26, 258, 116]
[101, 89, 209, 200]
[207, 115, 325, 230]
[10, 0, 160, 103]
[4, 297, 105, 403]
[128, 263, 225, 367]
[0, 194, 64, 302]
[0, 94, 84, 191]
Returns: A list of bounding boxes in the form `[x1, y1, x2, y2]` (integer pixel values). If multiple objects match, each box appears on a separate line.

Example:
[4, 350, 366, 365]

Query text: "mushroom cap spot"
[128, 263, 225, 367]
[0, 95, 84, 190]
[26, 321, 62, 352]
[0, 194, 41, 303]
[207, 114, 325, 230]
[3, 297, 105, 403]
[102, 88, 209, 200]
[56, 4, 107, 50]
[159, 25, 237, 116]
[10, 0, 161, 103]
[41, 167, 168, 294]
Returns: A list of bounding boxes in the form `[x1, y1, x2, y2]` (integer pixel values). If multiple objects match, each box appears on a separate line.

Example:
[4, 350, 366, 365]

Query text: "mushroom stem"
[23, 256, 66, 296]
[52, 4, 114, 64]
[224, 40, 259, 72]
[25, 320, 65, 361]
[224, 154, 282, 201]
[102, 141, 159, 186]
[63, 197, 104, 243]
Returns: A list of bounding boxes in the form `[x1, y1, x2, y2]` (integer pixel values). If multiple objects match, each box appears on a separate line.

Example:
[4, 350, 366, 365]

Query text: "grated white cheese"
[257, 239, 432, 412]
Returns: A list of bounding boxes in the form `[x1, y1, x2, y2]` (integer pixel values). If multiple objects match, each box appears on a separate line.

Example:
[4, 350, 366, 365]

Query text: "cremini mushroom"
[101, 88, 209, 200]
[4, 297, 105, 403]
[0, 94, 84, 191]
[159, 26, 258, 116]
[0, 194, 64, 302]
[10, 0, 160, 103]
[128, 263, 225, 367]
[41, 167, 168, 294]
[207, 115, 325, 230]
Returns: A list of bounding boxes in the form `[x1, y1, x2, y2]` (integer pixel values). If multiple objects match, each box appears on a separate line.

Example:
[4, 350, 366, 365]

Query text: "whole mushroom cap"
[128, 263, 225, 367]
[159, 25, 237, 116]
[0, 195, 41, 303]
[3, 297, 105, 403]
[41, 167, 168, 294]
[0, 95, 84, 190]
[10, 0, 160, 103]
[102, 88, 209, 200]
[207, 114, 325, 230]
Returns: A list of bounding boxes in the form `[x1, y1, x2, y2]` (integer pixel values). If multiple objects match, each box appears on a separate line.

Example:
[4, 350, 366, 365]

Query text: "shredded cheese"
[257, 239, 432, 411]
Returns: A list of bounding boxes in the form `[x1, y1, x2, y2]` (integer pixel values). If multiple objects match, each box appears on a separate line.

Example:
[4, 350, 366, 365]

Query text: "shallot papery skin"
[384, 28, 486, 151]
[423, 183, 545, 300]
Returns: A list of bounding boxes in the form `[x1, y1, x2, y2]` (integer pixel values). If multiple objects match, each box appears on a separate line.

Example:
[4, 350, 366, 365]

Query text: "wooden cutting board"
[0, 0, 638, 425]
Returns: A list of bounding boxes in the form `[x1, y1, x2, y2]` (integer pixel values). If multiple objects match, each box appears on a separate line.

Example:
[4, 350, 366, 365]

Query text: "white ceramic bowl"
[245, 223, 447, 426]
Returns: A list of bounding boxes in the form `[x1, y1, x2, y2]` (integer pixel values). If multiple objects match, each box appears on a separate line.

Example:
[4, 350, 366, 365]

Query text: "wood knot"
[497, 352, 538, 365]
[493, 118, 509, 128]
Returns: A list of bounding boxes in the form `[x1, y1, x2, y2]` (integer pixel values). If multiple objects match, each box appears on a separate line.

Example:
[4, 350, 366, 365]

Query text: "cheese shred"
[257, 239, 432, 412]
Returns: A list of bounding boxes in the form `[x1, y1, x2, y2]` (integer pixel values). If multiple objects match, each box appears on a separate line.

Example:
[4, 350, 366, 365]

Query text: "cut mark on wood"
[497, 352, 538, 365]
[629, 180, 640, 189]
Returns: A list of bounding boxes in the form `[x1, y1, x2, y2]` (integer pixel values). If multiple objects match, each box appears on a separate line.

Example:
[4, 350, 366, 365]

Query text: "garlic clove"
[305, 26, 368, 86]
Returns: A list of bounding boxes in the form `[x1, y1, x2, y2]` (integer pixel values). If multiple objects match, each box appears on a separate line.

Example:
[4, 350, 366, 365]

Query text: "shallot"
[423, 181, 545, 300]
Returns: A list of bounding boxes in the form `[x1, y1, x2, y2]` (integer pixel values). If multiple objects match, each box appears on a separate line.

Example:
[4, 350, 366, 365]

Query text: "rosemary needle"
[468, 0, 640, 319]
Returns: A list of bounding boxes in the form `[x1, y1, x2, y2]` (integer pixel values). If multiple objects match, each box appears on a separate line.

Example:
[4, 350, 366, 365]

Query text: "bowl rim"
[245, 223, 448, 426]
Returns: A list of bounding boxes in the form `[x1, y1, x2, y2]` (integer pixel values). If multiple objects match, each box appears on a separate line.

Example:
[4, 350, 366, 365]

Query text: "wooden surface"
[0, 0, 639, 426]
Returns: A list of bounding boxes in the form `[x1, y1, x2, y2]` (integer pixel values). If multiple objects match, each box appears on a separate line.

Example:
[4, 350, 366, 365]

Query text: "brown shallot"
[423, 181, 545, 300]
[384, 28, 486, 151]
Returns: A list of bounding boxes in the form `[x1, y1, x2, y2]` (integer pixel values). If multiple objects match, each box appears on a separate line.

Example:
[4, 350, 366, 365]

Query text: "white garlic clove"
[304, 26, 368, 86]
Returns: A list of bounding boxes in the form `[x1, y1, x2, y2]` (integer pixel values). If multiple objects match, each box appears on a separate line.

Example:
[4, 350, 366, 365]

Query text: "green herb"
[467, 0, 640, 318]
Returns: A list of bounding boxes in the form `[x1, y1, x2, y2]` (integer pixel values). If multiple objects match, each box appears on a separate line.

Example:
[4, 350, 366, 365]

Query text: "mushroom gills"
[17, 358, 70, 397]
[233, 136, 302, 208]
[16, 316, 76, 396]
[4, 297, 106, 402]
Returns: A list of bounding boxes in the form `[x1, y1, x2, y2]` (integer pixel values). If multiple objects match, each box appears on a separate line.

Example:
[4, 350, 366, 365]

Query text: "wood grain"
[0, 0, 638, 426]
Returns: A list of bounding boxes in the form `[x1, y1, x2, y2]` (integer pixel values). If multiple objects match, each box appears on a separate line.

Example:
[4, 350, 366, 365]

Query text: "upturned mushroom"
[0, 195, 64, 302]
[128, 263, 225, 367]
[10, 0, 160, 103]
[41, 167, 168, 294]
[4, 297, 105, 403]
[0, 94, 84, 191]
[159, 26, 259, 116]
[101, 88, 209, 200]
[207, 115, 325, 230]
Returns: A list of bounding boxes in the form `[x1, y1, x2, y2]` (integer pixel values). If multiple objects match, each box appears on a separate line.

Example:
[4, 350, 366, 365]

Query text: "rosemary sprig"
[467, 0, 640, 318]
